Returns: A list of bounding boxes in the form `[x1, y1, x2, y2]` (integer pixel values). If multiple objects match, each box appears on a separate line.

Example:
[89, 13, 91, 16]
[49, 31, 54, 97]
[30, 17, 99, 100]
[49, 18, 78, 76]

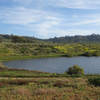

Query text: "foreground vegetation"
[0, 63, 99, 100]
[0, 76, 100, 100]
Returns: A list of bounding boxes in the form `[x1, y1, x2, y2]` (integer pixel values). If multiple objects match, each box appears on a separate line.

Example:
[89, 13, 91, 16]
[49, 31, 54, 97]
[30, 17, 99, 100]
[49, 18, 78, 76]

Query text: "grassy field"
[0, 77, 100, 100]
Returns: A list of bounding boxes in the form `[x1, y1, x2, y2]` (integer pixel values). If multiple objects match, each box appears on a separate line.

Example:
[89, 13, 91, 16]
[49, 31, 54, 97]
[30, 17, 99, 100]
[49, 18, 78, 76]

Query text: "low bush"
[53, 81, 68, 88]
[66, 65, 84, 75]
[88, 78, 100, 86]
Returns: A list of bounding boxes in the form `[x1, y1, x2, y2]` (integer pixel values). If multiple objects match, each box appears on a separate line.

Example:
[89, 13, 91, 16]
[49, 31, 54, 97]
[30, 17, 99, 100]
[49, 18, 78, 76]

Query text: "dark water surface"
[3, 57, 100, 74]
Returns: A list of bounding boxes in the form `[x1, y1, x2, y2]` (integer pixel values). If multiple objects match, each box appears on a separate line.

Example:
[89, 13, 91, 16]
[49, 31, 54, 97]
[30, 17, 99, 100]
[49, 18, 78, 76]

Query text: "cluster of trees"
[0, 34, 40, 43]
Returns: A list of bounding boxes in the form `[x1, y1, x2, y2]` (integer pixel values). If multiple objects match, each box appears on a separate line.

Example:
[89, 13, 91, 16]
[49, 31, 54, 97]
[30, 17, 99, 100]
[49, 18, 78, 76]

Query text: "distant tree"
[66, 65, 84, 75]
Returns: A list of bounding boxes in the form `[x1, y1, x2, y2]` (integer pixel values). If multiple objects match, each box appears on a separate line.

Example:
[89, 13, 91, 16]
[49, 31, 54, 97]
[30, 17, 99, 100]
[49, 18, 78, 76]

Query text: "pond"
[3, 57, 100, 74]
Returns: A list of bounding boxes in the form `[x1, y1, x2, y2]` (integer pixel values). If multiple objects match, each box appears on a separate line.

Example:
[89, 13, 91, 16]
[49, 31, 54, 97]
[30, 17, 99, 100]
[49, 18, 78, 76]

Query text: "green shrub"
[66, 65, 84, 75]
[88, 78, 100, 86]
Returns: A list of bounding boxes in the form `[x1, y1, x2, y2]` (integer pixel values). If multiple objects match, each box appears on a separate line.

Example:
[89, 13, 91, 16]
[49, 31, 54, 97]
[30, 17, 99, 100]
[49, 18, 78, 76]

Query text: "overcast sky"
[0, 0, 100, 38]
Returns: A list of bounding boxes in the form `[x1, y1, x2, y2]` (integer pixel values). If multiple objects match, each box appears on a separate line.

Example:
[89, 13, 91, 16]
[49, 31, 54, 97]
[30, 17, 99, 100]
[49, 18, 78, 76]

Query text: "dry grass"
[0, 77, 99, 100]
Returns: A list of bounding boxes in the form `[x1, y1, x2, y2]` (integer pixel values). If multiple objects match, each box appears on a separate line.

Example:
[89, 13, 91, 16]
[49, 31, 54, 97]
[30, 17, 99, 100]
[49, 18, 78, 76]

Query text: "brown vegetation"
[0, 77, 99, 100]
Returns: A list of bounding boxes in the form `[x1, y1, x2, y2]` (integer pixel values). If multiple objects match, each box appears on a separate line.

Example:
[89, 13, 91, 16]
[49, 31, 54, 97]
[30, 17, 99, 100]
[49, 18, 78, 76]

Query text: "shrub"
[66, 65, 84, 75]
[53, 81, 67, 88]
[88, 78, 100, 86]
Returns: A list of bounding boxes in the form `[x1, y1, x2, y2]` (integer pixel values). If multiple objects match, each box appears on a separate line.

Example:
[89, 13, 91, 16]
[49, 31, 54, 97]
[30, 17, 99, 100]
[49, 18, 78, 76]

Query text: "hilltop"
[1, 34, 100, 43]
[47, 34, 100, 43]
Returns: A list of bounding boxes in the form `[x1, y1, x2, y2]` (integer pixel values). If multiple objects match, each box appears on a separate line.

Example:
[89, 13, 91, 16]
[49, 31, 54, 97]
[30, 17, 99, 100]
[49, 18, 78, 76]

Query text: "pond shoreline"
[0, 67, 100, 77]
[0, 54, 66, 61]
[1, 54, 100, 62]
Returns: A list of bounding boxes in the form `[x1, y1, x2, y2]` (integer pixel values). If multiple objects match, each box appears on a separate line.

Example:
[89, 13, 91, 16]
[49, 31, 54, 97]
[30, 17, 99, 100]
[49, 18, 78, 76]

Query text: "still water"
[3, 57, 100, 74]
